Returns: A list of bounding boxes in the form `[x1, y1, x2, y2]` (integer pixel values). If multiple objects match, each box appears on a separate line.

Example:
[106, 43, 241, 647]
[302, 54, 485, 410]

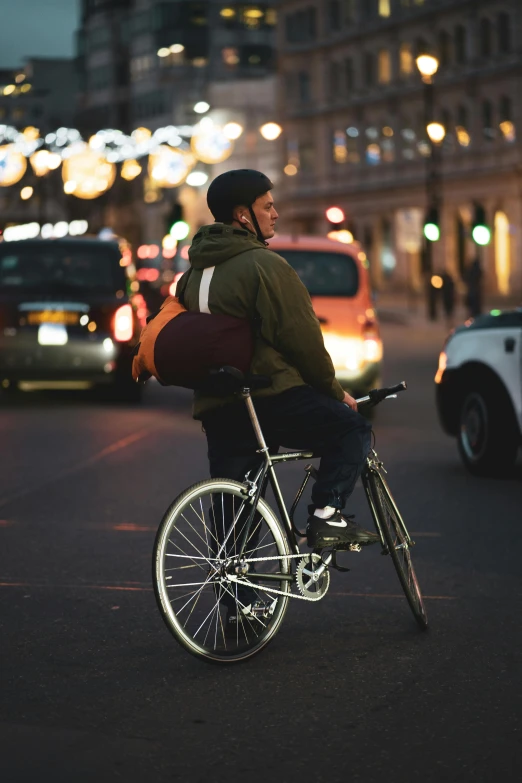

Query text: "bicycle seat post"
[240, 388, 270, 461]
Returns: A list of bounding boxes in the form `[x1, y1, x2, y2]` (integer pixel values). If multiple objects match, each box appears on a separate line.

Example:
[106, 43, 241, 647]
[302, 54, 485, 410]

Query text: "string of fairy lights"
[0, 119, 282, 200]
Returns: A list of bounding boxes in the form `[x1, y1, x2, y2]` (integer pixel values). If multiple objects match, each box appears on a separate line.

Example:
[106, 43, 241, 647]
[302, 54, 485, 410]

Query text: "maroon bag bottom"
[153, 311, 254, 389]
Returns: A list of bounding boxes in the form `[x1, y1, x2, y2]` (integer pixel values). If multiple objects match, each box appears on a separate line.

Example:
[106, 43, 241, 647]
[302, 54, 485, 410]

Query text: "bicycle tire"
[366, 470, 428, 630]
[153, 478, 291, 663]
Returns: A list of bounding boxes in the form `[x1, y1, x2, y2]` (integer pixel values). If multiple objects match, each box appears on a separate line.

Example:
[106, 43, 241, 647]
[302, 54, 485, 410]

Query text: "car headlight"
[362, 337, 383, 363]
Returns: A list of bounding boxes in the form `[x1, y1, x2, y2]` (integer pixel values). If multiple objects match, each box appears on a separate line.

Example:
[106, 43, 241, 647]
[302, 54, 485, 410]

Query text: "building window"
[345, 57, 354, 91]
[482, 100, 494, 140]
[455, 25, 467, 64]
[499, 95, 512, 122]
[364, 52, 376, 86]
[328, 0, 341, 29]
[343, 0, 356, 25]
[379, 0, 391, 17]
[401, 126, 417, 160]
[333, 130, 348, 163]
[399, 42, 414, 75]
[378, 49, 391, 83]
[329, 61, 340, 98]
[300, 141, 316, 172]
[285, 6, 317, 43]
[362, 0, 376, 20]
[366, 142, 381, 165]
[222, 47, 240, 66]
[480, 18, 492, 58]
[346, 126, 360, 162]
[89, 64, 112, 90]
[497, 13, 511, 52]
[456, 104, 471, 146]
[438, 30, 451, 67]
[381, 125, 395, 162]
[298, 70, 311, 103]
[499, 96, 515, 141]
[130, 55, 154, 81]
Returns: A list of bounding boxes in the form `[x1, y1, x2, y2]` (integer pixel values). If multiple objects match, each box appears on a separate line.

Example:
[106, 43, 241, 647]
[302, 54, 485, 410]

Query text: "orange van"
[269, 235, 382, 396]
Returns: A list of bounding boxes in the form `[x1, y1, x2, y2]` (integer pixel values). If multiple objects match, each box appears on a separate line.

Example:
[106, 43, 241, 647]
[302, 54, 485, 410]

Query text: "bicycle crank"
[296, 553, 330, 599]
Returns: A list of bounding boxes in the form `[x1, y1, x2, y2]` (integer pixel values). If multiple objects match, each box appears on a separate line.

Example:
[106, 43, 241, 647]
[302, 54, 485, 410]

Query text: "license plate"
[27, 310, 79, 325]
[38, 323, 68, 346]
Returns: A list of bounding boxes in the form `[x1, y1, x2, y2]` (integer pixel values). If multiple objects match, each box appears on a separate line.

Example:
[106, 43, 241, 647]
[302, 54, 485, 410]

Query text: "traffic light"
[423, 206, 440, 242]
[165, 202, 189, 241]
[472, 204, 491, 246]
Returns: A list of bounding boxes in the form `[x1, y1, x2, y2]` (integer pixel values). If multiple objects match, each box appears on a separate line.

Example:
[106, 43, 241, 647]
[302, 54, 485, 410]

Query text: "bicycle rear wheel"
[153, 478, 291, 663]
[366, 470, 428, 629]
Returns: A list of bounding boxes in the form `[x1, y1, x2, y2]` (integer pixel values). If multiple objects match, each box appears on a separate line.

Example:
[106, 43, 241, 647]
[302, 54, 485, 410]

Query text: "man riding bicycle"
[180, 169, 378, 555]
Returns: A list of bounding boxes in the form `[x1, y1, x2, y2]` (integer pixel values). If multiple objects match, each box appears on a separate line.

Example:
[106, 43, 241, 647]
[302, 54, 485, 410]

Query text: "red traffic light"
[325, 206, 345, 224]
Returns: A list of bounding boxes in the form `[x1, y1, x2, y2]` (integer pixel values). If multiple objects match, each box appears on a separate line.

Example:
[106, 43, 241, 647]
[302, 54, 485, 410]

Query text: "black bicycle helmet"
[207, 169, 274, 242]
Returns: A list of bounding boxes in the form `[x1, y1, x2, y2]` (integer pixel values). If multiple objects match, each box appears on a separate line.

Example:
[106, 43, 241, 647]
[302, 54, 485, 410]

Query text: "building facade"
[75, 0, 280, 243]
[277, 0, 522, 302]
[0, 59, 78, 232]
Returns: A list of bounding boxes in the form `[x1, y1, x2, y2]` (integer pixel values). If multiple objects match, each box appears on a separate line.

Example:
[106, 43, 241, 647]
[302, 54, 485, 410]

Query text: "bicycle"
[153, 370, 428, 664]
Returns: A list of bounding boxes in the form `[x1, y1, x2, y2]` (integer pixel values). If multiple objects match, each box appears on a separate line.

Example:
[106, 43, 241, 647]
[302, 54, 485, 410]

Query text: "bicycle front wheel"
[366, 470, 428, 630]
[153, 479, 291, 663]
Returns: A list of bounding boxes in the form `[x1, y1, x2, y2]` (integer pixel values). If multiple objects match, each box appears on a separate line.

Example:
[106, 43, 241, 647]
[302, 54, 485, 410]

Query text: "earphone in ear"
[241, 216, 251, 224]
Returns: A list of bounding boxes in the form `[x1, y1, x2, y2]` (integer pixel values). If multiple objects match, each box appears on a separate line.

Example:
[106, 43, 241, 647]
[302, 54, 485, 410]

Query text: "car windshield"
[282, 250, 359, 297]
[0, 243, 125, 294]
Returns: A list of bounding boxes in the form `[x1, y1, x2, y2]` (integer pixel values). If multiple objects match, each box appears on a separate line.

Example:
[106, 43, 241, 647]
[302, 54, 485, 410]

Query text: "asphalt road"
[1, 318, 521, 783]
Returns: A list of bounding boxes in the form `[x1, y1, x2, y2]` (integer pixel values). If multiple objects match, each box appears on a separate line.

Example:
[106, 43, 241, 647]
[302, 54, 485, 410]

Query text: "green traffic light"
[472, 225, 491, 246]
[170, 220, 190, 240]
[424, 222, 440, 242]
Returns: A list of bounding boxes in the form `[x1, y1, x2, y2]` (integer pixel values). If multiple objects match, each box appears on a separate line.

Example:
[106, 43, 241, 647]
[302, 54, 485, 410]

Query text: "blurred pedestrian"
[441, 271, 456, 328]
[464, 258, 483, 318]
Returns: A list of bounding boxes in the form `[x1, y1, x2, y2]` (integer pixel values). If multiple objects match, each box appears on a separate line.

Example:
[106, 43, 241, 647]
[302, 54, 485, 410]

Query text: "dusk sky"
[0, 0, 80, 69]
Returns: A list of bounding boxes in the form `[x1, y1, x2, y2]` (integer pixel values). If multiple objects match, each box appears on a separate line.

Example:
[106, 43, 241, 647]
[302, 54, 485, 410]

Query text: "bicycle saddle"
[200, 366, 271, 396]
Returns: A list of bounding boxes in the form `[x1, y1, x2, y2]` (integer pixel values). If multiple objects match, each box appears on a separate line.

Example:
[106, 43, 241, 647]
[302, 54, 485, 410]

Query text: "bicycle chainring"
[296, 554, 330, 600]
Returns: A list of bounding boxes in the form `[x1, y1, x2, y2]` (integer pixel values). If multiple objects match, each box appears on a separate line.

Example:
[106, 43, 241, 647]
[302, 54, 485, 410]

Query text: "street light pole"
[416, 54, 442, 321]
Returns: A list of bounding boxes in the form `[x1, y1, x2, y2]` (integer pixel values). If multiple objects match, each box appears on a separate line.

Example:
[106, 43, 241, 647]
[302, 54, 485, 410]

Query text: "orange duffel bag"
[131, 295, 254, 389]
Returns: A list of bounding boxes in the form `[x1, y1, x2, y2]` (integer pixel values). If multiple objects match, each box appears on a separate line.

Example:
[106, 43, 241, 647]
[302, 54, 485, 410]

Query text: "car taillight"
[113, 304, 133, 342]
[435, 351, 447, 384]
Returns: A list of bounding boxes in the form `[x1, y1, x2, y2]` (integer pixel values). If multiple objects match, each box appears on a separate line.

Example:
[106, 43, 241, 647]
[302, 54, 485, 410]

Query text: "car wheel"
[458, 389, 519, 476]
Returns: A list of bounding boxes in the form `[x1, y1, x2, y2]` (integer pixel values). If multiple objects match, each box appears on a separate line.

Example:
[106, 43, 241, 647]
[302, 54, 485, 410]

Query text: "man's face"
[252, 192, 279, 239]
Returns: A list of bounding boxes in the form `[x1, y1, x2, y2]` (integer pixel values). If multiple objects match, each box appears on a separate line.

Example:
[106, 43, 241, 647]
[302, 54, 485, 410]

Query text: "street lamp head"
[427, 122, 446, 144]
[416, 54, 439, 79]
[260, 122, 282, 141]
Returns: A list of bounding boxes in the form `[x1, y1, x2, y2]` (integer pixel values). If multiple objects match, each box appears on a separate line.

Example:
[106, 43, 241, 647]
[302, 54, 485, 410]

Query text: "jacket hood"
[188, 223, 267, 270]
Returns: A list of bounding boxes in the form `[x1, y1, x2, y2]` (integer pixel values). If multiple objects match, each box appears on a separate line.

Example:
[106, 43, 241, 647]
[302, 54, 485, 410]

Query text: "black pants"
[202, 386, 372, 510]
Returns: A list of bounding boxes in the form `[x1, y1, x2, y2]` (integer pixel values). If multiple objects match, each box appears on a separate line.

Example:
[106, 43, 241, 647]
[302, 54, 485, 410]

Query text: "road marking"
[0, 428, 154, 511]
[0, 580, 455, 600]
[409, 532, 442, 538]
[330, 592, 455, 600]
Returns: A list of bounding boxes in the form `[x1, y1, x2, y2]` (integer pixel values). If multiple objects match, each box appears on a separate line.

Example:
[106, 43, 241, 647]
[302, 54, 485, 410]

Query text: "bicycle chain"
[226, 553, 329, 603]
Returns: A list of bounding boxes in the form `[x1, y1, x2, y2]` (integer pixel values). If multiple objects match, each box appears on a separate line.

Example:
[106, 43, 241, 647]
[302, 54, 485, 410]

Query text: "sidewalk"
[375, 291, 520, 330]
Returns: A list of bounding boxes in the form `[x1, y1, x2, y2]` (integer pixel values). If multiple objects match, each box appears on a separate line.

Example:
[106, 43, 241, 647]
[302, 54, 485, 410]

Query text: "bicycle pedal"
[348, 543, 362, 553]
[331, 550, 350, 573]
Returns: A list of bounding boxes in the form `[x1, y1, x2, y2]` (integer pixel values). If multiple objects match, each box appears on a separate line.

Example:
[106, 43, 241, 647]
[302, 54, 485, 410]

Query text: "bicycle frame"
[236, 389, 312, 560]
[234, 384, 414, 583]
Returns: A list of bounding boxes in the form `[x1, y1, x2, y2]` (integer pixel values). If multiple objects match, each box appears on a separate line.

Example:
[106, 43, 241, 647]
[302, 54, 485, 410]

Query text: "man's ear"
[231, 205, 249, 224]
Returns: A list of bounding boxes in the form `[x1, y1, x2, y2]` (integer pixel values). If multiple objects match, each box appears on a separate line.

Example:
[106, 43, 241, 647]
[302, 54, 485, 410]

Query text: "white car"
[435, 309, 522, 475]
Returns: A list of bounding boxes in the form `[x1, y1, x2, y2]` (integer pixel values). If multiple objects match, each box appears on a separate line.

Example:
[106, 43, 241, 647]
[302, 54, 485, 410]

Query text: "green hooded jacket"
[180, 223, 345, 419]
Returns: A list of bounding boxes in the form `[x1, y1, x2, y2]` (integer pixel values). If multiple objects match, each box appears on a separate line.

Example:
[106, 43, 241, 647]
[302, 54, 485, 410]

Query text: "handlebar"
[356, 381, 407, 407]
